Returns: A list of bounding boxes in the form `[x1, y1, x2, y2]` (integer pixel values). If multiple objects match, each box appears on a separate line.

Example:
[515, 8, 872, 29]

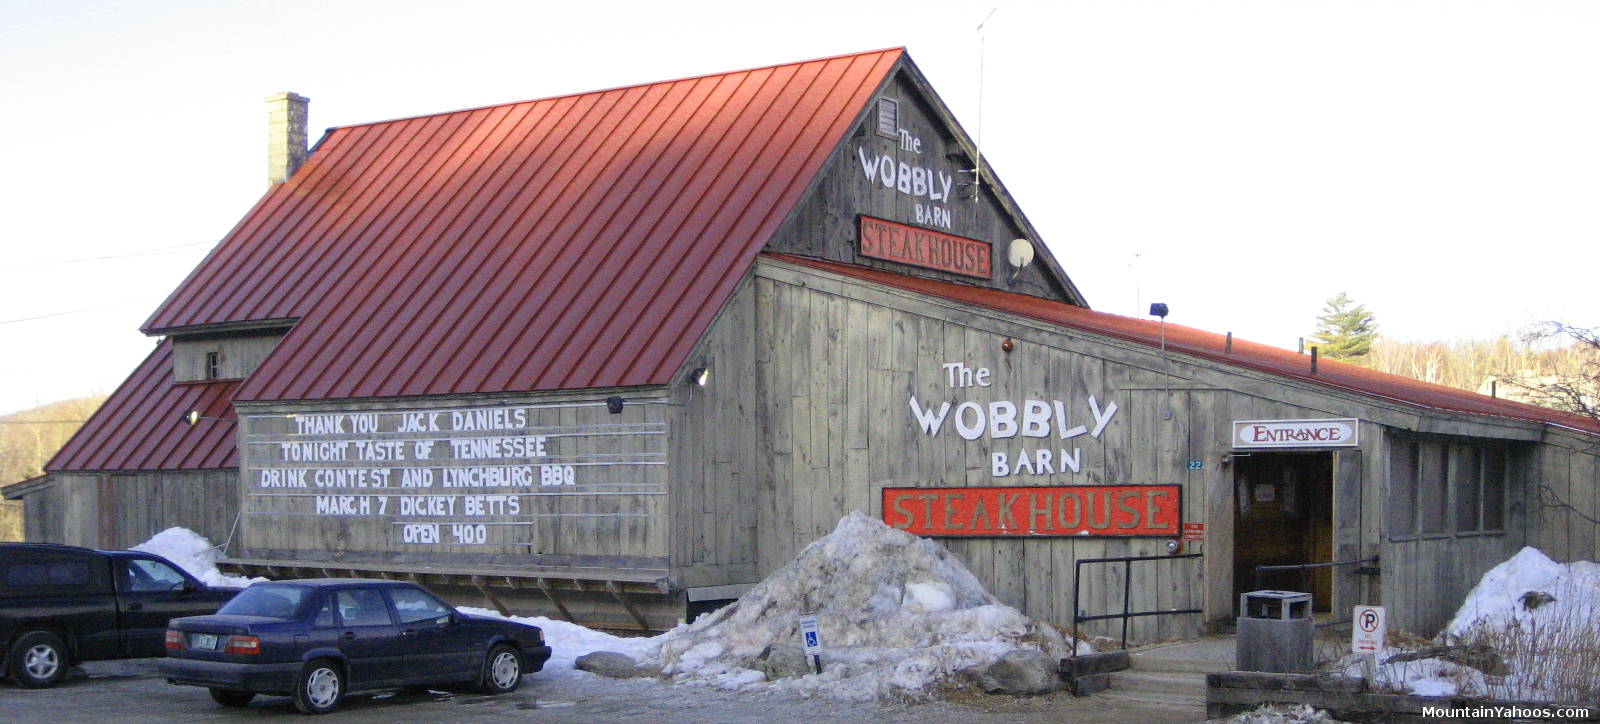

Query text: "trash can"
[1236, 590, 1313, 673]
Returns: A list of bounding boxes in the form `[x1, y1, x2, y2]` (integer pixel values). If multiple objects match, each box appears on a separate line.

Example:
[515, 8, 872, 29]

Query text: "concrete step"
[1128, 636, 1237, 674]
[1107, 670, 1209, 700]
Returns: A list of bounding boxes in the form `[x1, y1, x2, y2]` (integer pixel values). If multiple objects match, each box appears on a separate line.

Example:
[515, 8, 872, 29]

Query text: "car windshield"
[217, 584, 310, 619]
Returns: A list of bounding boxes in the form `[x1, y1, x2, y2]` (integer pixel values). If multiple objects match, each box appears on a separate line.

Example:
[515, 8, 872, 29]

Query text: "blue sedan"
[157, 578, 552, 714]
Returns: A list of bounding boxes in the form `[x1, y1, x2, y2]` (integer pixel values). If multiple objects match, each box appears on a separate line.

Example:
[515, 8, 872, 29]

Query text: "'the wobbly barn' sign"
[890, 359, 1179, 537]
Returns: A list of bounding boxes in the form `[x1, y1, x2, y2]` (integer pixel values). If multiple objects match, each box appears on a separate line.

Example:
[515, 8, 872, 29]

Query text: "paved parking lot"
[1, 658, 1206, 723]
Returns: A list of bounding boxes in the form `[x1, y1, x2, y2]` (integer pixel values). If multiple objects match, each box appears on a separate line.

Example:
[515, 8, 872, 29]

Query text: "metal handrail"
[1251, 555, 1380, 592]
[1071, 553, 1204, 655]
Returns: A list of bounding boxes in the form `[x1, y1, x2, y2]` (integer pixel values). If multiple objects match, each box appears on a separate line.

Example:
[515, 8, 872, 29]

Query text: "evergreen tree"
[1312, 292, 1378, 362]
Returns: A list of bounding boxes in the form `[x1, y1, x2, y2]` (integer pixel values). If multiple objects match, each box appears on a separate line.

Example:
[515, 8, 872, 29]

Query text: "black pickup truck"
[1, 542, 241, 688]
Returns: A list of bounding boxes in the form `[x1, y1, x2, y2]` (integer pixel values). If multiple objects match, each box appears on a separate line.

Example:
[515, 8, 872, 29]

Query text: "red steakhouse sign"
[859, 216, 992, 279]
[882, 485, 1181, 537]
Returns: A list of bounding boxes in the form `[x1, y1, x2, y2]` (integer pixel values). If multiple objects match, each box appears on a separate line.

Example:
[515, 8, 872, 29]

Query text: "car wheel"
[292, 659, 344, 714]
[478, 644, 522, 694]
[208, 687, 256, 707]
[8, 631, 68, 689]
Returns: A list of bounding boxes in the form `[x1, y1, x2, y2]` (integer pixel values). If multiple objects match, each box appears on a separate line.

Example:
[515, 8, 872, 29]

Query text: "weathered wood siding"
[753, 261, 1218, 642]
[763, 68, 1078, 305]
[666, 277, 764, 590]
[1528, 429, 1600, 564]
[173, 330, 286, 382]
[16, 471, 238, 550]
[235, 390, 670, 572]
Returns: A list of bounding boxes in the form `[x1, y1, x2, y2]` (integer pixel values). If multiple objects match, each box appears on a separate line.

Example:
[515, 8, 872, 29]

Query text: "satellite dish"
[1007, 239, 1035, 269]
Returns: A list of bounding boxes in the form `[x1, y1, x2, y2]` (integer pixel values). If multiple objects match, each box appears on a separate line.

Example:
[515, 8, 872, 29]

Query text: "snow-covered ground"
[1342, 546, 1600, 701]
[133, 515, 1081, 701]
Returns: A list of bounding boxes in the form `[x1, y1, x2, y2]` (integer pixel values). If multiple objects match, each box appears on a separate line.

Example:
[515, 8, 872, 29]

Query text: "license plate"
[191, 633, 218, 650]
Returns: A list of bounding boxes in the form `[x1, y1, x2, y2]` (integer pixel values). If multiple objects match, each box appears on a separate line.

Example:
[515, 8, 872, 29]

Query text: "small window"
[204, 351, 221, 380]
[337, 588, 394, 627]
[1418, 442, 1448, 534]
[876, 98, 899, 138]
[1482, 448, 1507, 530]
[1389, 441, 1417, 537]
[387, 587, 453, 625]
[123, 558, 188, 592]
[1454, 445, 1482, 531]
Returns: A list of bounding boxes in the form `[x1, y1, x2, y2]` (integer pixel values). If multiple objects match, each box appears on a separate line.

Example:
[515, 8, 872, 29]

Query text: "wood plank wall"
[668, 278, 763, 589]
[19, 471, 239, 550]
[752, 264, 1233, 642]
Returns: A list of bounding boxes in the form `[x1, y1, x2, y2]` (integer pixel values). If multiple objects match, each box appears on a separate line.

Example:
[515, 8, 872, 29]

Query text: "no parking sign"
[1352, 605, 1386, 654]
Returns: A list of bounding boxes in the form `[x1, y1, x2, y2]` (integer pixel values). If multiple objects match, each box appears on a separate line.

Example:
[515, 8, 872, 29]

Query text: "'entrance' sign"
[859, 216, 992, 279]
[1232, 418, 1359, 449]
[882, 484, 1180, 537]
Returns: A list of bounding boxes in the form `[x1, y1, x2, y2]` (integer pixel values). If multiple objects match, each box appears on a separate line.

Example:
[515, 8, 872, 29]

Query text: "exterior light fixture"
[181, 410, 201, 426]
[606, 396, 625, 414]
[689, 366, 710, 387]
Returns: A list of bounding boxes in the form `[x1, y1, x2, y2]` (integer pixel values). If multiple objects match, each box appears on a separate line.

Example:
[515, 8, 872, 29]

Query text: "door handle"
[128, 602, 143, 611]
[401, 629, 416, 636]
[342, 631, 356, 640]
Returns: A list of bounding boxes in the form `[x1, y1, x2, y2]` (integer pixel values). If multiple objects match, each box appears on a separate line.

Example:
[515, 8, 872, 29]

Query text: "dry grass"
[1451, 599, 1600, 704]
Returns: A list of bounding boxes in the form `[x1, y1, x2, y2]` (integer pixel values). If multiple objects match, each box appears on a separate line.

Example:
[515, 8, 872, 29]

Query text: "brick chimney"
[266, 92, 309, 184]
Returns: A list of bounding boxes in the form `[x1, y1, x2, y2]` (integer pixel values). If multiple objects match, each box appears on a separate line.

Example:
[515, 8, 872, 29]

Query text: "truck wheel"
[209, 687, 256, 707]
[478, 644, 522, 694]
[8, 631, 68, 688]
[292, 659, 343, 714]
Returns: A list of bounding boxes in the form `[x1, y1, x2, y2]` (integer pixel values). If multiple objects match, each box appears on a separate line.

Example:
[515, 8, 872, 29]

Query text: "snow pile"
[1342, 546, 1600, 701]
[1214, 703, 1347, 723]
[132, 527, 264, 588]
[1341, 647, 1488, 697]
[456, 607, 659, 675]
[645, 512, 1081, 700]
[1444, 546, 1600, 638]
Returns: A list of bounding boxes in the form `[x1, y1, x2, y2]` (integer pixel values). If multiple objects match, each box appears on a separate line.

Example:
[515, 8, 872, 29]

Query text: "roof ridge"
[329, 47, 906, 133]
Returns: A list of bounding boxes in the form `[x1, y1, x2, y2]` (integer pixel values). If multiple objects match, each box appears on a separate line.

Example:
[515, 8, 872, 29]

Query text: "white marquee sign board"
[1233, 418, 1359, 449]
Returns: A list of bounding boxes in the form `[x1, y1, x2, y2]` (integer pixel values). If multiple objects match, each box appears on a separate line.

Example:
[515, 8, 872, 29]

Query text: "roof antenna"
[962, 7, 999, 202]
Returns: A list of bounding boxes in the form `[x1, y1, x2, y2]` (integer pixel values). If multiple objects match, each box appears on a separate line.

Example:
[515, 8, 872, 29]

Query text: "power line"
[0, 240, 216, 273]
[0, 300, 149, 326]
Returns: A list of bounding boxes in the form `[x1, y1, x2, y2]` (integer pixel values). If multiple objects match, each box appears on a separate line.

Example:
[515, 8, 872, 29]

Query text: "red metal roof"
[47, 341, 239, 472]
[772, 254, 1600, 436]
[142, 49, 903, 401]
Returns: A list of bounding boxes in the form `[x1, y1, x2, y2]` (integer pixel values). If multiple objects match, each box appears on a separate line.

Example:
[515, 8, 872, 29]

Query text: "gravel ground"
[0, 658, 1206, 723]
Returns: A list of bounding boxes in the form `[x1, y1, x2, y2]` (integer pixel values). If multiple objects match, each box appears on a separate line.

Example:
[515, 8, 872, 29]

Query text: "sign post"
[1352, 605, 1386, 682]
[798, 614, 823, 674]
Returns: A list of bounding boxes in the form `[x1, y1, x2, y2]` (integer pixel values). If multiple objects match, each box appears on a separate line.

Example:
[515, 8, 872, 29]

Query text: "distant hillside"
[1, 395, 107, 541]
[1366, 337, 1597, 415]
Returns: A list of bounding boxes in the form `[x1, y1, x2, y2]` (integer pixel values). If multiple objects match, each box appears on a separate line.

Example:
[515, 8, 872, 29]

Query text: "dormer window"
[204, 351, 221, 380]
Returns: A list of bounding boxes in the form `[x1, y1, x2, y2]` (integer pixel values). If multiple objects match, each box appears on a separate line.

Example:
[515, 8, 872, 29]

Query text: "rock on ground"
[973, 649, 1060, 695]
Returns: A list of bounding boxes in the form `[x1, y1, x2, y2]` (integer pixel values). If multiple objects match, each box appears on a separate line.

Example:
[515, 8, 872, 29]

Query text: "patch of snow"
[1216, 703, 1345, 723]
[645, 512, 1082, 700]
[131, 527, 264, 588]
[455, 608, 659, 676]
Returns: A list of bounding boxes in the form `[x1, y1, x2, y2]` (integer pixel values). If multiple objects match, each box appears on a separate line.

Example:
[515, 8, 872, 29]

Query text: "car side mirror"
[173, 579, 197, 594]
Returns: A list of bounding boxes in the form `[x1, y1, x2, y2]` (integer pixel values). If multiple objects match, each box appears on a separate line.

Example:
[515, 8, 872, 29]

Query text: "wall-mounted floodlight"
[180, 410, 232, 426]
[688, 366, 710, 387]
[606, 396, 625, 414]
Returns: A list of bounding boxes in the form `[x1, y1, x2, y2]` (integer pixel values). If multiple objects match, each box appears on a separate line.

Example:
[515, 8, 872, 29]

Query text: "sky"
[2, 0, 1597, 415]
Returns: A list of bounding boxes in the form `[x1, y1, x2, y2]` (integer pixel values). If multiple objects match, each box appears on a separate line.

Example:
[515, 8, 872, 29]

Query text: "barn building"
[9, 48, 1600, 639]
